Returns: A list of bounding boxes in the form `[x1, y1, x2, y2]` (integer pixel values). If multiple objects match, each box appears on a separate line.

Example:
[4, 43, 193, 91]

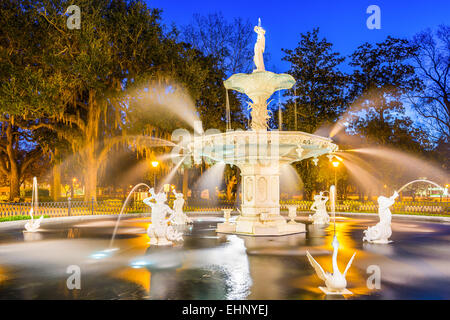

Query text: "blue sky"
[148, 0, 449, 72]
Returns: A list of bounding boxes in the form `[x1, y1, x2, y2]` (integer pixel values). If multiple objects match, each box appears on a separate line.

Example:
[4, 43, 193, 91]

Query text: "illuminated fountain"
[362, 180, 446, 244]
[171, 189, 193, 225]
[397, 179, 448, 196]
[363, 191, 398, 244]
[309, 191, 330, 225]
[109, 183, 183, 251]
[144, 188, 183, 246]
[307, 185, 356, 295]
[23, 177, 44, 233]
[182, 19, 338, 236]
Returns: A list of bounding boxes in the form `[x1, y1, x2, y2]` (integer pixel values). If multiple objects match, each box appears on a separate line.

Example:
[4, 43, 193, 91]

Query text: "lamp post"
[151, 161, 159, 188]
[332, 160, 340, 188]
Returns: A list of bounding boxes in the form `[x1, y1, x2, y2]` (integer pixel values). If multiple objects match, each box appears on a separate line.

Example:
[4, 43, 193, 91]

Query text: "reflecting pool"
[0, 216, 449, 299]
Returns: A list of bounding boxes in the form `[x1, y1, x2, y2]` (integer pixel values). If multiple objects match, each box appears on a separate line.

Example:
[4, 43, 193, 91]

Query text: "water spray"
[330, 185, 336, 236]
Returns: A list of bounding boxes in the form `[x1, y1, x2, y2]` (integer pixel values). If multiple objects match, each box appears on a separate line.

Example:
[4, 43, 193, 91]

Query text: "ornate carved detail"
[257, 177, 267, 201]
[270, 176, 278, 202]
[246, 177, 254, 202]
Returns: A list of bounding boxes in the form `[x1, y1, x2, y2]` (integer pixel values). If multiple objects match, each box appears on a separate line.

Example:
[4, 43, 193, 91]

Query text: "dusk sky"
[149, 0, 450, 72]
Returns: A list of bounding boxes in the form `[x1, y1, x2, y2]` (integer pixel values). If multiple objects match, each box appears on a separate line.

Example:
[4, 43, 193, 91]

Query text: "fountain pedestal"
[216, 162, 305, 235]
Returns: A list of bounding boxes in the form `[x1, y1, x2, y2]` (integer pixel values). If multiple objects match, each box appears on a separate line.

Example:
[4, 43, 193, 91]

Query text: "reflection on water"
[23, 232, 43, 242]
[0, 216, 449, 299]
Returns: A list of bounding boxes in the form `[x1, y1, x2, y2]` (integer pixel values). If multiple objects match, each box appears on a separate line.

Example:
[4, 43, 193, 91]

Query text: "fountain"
[109, 183, 152, 249]
[171, 188, 193, 225]
[23, 177, 44, 233]
[309, 191, 330, 225]
[144, 188, 183, 246]
[397, 179, 447, 195]
[363, 191, 399, 244]
[286, 205, 298, 224]
[306, 185, 356, 295]
[184, 19, 338, 236]
[216, 208, 234, 233]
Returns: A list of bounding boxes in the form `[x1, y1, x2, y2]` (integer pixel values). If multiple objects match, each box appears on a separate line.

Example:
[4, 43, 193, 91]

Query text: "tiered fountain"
[185, 19, 338, 236]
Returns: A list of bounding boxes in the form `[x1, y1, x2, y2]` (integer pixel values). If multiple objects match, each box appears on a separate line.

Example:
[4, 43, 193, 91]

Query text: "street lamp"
[331, 159, 341, 188]
[151, 161, 159, 187]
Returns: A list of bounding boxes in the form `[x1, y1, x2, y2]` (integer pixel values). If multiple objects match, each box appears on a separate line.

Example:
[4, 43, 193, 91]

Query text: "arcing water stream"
[397, 179, 447, 194]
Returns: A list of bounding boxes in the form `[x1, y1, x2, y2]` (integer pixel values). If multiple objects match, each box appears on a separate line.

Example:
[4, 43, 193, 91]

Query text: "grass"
[0, 215, 50, 223]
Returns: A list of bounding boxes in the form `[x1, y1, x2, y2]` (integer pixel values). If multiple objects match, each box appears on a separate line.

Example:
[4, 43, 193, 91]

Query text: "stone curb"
[185, 210, 450, 223]
[0, 213, 149, 229]
[1, 210, 448, 230]
[331, 211, 450, 223]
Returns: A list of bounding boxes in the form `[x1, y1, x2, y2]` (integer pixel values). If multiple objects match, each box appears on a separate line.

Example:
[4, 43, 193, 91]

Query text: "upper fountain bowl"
[192, 130, 338, 166]
[224, 71, 295, 102]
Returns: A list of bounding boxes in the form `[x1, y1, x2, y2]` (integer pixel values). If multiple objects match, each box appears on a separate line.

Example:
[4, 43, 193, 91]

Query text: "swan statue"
[24, 208, 44, 233]
[306, 235, 356, 295]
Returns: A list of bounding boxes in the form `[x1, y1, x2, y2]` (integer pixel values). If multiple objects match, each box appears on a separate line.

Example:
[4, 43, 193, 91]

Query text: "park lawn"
[0, 215, 50, 223]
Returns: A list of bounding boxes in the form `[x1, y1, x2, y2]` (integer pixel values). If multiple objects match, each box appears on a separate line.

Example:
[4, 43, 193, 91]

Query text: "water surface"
[0, 215, 449, 300]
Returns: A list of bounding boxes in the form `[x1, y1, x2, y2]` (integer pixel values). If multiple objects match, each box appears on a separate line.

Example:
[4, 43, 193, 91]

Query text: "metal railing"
[1, 198, 448, 218]
[280, 199, 449, 215]
[0, 198, 150, 218]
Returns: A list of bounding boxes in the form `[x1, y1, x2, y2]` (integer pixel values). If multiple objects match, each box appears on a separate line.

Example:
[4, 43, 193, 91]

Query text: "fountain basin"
[224, 71, 295, 102]
[194, 130, 338, 165]
[193, 130, 337, 236]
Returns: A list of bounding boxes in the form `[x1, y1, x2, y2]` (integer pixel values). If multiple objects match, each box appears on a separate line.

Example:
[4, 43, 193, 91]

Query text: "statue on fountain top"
[363, 191, 399, 244]
[144, 188, 183, 246]
[223, 18, 295, 131]
[253, 18, 266, 72]
[309, 192, 330, 225]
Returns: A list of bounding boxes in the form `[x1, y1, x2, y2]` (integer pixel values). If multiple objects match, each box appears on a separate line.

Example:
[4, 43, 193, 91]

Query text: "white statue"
[309, 192, 330, 225]
[171, 189, 192, 225]
[247, 100, 270, 130]
[144, 188, 183, 246]
[24, 207, 44, 233]
[363, 191, 398, 244]
[307, 235, 356, 295]
[286, 205, 298, 224]
[253, 18, 265, 72]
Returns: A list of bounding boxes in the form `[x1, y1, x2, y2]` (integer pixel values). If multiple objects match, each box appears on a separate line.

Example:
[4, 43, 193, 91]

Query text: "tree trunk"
[9, 163, 20, 201]
[52, 162, 61, 201]
[83, 91, 99, 202]
[84, 160, 98, 201]
[5, 123, 20, 201]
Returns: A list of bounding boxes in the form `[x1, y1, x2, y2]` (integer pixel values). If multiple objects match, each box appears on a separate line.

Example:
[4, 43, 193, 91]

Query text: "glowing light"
[151, 161, 159, 168]
[332, 161, 340, 168]
[89, 248, 119, 260]
[130, 260, 152, 269]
